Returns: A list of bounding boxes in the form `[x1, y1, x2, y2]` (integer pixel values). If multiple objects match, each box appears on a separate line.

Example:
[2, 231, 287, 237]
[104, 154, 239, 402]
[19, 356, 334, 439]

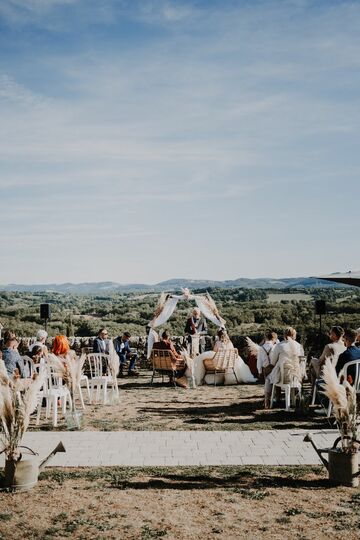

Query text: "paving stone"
[0, 429, 340, 468]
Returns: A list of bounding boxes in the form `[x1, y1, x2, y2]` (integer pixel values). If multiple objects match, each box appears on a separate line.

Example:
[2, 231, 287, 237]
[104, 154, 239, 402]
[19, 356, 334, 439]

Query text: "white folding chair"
[21, 355, 36, 378]
[87, 353, 112, 404]
[38, 364, 72, 427]
[78, 374, 91, 407]
[343, 359, 360, 393]
[270, 359, 302, 411]
[327, 359, 360, 418]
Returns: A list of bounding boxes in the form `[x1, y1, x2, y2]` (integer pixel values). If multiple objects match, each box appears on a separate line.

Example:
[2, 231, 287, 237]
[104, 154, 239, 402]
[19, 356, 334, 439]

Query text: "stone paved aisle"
[0, 430, 338, 467]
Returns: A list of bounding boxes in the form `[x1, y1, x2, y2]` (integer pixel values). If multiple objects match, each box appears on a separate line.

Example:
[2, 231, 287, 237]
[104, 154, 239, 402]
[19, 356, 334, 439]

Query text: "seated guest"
[93, 328, 110, 354]
[193, 329, 256, 386]
[52, 334, 76, 363]
[269, 327, 304, 388]
[2, 336, 26, 378]
[153, 330, 187, 388]
[246, 348, 259, 378]
[185, 308, 208, 354]
[310, 326, 345, 385]
[29, 329, 49, 356]
[114, 331, 139, 377]
[336, 328, 360, 384]
[0, 329, 16, 352]
[213, 329, 234, 353]
[30, 345, 45, 364]
[257, 331, 278, 409]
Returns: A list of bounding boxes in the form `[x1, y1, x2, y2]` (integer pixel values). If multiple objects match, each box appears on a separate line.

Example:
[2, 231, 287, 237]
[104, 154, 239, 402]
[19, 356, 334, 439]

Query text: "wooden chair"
[202, 348, 239, 386]
[150, 349, 185, 387]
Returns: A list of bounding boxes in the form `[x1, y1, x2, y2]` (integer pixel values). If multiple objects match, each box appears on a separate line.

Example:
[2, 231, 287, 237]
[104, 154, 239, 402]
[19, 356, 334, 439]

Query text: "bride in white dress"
[193, 329, 257, 385]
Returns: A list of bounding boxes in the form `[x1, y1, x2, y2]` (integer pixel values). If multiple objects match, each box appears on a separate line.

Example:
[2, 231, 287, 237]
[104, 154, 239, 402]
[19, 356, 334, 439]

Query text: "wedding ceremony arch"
[146, 288, 226, 358]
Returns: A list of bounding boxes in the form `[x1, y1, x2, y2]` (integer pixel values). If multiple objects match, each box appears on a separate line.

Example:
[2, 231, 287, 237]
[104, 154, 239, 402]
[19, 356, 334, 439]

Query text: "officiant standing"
[185, 308, 208, 355]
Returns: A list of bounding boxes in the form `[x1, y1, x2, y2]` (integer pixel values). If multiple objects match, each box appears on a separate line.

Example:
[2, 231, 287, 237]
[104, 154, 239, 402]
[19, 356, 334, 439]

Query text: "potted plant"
[304, 358, 359, 487]
[0, 365, 44, 490]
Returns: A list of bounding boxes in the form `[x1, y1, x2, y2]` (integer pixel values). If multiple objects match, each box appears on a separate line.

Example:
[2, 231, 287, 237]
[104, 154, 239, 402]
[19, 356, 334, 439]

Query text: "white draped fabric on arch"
[146, 288, 225, 359]
[146, 288, 256, 385]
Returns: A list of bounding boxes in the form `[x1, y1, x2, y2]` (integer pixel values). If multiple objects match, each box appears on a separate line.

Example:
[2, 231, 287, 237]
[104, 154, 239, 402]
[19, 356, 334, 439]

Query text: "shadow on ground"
[137, 398, 330, 430]
[109, 468, 330, 491]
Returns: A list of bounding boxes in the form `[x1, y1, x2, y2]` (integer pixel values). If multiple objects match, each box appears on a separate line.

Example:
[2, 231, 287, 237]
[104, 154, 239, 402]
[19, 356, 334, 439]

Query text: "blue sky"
[0, 0, 359, 284]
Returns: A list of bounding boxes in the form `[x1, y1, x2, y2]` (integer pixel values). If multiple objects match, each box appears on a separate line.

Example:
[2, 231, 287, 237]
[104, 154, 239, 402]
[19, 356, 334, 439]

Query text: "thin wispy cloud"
[0, 0, 359, 282]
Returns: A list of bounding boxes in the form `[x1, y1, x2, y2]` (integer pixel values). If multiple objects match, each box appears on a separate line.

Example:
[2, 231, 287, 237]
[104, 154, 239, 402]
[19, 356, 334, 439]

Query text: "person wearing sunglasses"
[93, 328, 110, 354]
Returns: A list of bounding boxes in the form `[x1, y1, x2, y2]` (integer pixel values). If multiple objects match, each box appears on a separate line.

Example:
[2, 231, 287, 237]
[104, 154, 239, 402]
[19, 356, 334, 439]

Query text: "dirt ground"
[4, 372, 353, 540]
[0, 466, 359, 540]
[29, 372, 331, 432]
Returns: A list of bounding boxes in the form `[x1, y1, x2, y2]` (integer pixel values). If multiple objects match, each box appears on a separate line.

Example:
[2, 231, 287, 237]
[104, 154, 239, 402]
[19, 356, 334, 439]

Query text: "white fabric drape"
[147, 290, 226, 358]
[149, 297, 179, 328]
[195, 296, 224, 327]
[147, 328, 159, 359]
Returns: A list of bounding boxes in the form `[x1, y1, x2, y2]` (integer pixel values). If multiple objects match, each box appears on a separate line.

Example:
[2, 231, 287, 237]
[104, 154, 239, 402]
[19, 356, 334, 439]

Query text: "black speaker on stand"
[40, 303, 51, 331]
[315, 300, 326, 333]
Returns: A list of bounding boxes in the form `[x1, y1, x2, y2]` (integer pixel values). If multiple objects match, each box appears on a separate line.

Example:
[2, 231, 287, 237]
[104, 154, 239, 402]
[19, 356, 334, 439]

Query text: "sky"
[0, 0, 359, 284]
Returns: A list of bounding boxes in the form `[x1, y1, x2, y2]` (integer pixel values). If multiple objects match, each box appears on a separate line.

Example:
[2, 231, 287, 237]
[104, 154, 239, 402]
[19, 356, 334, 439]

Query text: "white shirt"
[270, 339, 304, 366]
[269, 338, 304, 384]
[257, 341, 276, 373]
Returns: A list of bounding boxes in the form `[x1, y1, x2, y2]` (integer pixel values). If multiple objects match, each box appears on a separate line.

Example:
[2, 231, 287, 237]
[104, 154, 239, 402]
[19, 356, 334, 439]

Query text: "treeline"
[0, 288, 358, 349]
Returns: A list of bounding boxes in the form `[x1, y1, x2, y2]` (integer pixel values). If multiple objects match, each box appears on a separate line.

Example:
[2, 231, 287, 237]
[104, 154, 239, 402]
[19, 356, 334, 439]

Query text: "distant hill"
[0, 276, 348, 294]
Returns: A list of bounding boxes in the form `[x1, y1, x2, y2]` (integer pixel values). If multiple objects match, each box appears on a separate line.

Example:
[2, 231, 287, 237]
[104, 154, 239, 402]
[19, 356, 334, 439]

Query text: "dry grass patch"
[0, 466, 359, 539]
[28, 372, 329, 432]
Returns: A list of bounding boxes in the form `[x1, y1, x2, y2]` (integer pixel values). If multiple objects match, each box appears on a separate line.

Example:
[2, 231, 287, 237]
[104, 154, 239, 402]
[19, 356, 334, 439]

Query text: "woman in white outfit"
[193, 329, 256, 385]
[269, 327, 304, 393]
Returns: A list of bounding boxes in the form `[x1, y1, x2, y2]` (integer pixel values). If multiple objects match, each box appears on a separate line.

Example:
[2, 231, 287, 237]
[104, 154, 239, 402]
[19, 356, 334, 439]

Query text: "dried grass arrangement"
[108, 340, 119, 381]
[150, 292, 170, 324]
[107, 341, 120, 403]
[203, 292, 226, 325]
[0, 366, 45, 461]
[321, 358, 359, 453]
[48, 353, 86, 411]
[245, 336, 259, 357]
